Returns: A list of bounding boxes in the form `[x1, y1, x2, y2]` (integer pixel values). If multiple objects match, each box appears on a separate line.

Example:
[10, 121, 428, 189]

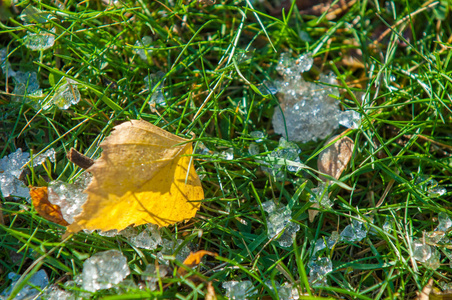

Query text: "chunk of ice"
[48, 173, 92, 224]
[145, 72, 166, 106]
[194, 141, 211, 156]
[262, 200, 300, 247]
[312, 231, 339, 255]
[19, 5, 51, 23]
[221, 148, 234, 160]
[157, 239, 191, 263]
[383, 217, 392, 232]
[272, 53, 345, 143]
[0, 269, 48, 300]
[24, 29, 55, 51]
[134, 36, 153, 60]
[308, 257, 332, 287]
[309, 182, 333, 209]
[42, 285, 72, 300]
[412, 239, 440, 270]
[250, 131, 265, 142]
[248, 143, 260, 155]
[265, 281, 300, 300]
[81, 250, 130, 292]
[31, 148, 56, 166]
[261, 137, 302, 180]
[12, 71, 43, 106]
[436, 212, 452, 232]
[338, 110, 361, 129]
[0, 148, 30, 178]
[0, 149, 31, 198]
[415, 175, 447, 197]
[44, 78, 81, 110]
[340, 219, 367, 242]
[258, 80, 278, 96]
[0, 48, 15, 77]
[141, 264, 169, 291]
[127, 224, 162, 250]
[223, 281, 257, 299]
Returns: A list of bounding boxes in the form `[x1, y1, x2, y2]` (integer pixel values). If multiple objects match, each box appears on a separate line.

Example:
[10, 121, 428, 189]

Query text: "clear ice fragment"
[158, 239, 191, 263]
[258, 80, 278, 96]
[0, 269, 49, 300]
[134, 36, 153, 60]
[0, 149, 31, 198]
[265, 281, 300, 300]
[194, 142, 211, 156]
[436, 212, 452, 232]
[12, 71, 43, 106]
[42, 285, 72, 300]
[312, 231, 339, 255]
[272, 53, 344, 143]
[309, 182, 333, 209]
[248, 143, 260, 155]
[223, 281, 257, 299]
[415, 176, 447, 197]
[31, 148, 56, 166]
[412, 239, 440, 270]
[262, 200, 300, 247]
[19, 5, 51, 23]
[308, 257, 332, 287]
[24, 29, 55, 51]
[261, 137, 302, 180]
[0, 48, 15, 77]
[383, 217, 392, 232]
[81, 250, 130, 292]
[221, 148, 234, 160]
[45, 78, 81, 110]
[141, 264, 169, 291]
[127, 224, 162, 250]
[48, 173, 92, 224]
[340, 219, 367, 242]
[250, 131, 265, 142]
[145, 71, 166, 106]
[338, 110, 361, 129]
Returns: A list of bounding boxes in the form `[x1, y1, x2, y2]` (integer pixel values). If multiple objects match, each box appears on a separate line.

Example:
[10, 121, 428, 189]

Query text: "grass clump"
[0, 0, 451, 299]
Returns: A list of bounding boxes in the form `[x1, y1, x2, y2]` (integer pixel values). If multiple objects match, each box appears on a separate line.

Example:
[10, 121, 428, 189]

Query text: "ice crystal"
[262, 200, 300, 247]
[436, 212, 452, 232]
[415, 175, 447, 197]
[223, 281, 257, 299]
[340, 219, 367, 242]
[308, 257, 332, 286]
[309, 182, 333, 209]
[43, 78, 81, 110]
[312, 231, 340, 255]
[412, 239, 440, 270]
[145, 71, 166, 106]
[265, 281, 300, 300]
[261, 137, 302, 180]
[0, 269, 48, 300]
[11, 71, 43, 106]
[24, 29, 55, 51]
[81, 250, 130, 292]
[134, 36, 153, 60]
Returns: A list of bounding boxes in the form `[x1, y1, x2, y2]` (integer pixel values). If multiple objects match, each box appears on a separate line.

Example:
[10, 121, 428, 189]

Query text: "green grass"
[1, 0, 451, 299]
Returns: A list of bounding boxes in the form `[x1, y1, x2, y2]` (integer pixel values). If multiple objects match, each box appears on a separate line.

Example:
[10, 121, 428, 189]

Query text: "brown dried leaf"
[30, 186, 69, 226]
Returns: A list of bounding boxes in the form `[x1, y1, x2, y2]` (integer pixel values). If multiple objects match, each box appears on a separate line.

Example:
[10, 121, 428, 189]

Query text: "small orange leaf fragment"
[178, 250, 217, 277]
[65, 120, 204, 235]
[30, 186, 69, 226]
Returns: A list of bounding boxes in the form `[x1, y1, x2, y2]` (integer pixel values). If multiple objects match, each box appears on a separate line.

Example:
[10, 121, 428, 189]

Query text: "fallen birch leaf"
[309, 135, 354, 222]
[30, 186, 69, 226]
[65, 120, 204, 235]
[178, 250, 217, 277]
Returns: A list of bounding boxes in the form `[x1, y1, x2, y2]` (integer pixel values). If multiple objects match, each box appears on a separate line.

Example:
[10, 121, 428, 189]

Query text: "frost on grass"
[265, 281, 300, 300]
[270, 52, 361, 143]
[262, 200, 300, 247]
[223, 281, 257, 300]
[11, 71, 43, 107]
[48, 172, 92, 224]
[24, 28, 55, 51]
[0, 269, 49, 300]
[261, 137, 303, 181]
[44, 78, 81, 110]
[81, 250, 130, 292]
[134, 36, 153, 60]
[145, 71, 166, 106]
[308, 257, 332, 287]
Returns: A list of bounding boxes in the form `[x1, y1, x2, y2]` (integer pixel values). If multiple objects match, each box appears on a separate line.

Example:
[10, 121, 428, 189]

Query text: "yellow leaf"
[65, 120, 204, 235]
